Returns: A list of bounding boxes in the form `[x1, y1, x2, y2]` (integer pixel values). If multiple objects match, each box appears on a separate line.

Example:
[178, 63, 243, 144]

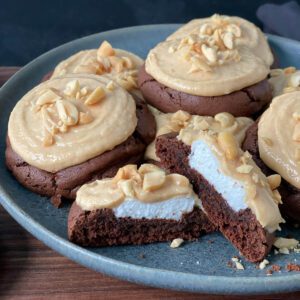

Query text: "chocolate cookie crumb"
[286, 263, 300, 272]
[272, 264, 281, 272]
[266, 270, 273, 276]
[51, 194, 62, 208]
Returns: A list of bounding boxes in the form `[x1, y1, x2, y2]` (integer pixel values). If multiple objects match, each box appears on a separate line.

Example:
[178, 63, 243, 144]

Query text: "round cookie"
[139, 65, 272, 117]
[242, 93, 300, 222]
[6, 74, 156, 202]
[139, 16, 273, 117]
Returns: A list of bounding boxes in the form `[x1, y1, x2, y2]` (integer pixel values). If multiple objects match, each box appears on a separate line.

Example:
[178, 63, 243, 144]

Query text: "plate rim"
[1, 24, 300, 295]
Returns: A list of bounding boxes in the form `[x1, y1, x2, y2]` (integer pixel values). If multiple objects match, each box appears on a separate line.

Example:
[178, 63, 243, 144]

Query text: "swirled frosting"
[8, 74, 137, 173]
[258, 91, 300, 189]
[167, 14, 273, 66]
[145, 14, 271, 97]
[76, 164, 198, 212]
[51, 41, 144, 93]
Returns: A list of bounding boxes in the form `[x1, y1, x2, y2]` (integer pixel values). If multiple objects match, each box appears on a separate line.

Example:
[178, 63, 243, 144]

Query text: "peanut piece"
[97, 40, 115, 58]
[214, 112, 235, 128]
[217, 131, 239, 160]
[85, 87, 106, 105]
[79, 112, 93, 125]
[143, 171, 166, 192]
[267, 174, 281, 190]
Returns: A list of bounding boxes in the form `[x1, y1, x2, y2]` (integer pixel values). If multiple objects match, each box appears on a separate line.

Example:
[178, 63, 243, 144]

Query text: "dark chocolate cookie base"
[6, 135, 145, 200]
[68, 203, 216, 247]
[242, 121, 300, 222]
[156, 133, 274, 262]
[138, 65, 272, 118]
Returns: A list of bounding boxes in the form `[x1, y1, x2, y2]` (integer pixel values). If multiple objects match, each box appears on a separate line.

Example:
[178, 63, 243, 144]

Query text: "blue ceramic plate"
[1, 25, 300, 295]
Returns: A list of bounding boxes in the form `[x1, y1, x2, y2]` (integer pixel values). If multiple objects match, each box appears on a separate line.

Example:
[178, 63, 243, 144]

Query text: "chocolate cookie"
[138, 65, 272, 117]
[156, 133, 275, 262]
[242, 121, 300, 222]
[6, 96, 156, 201]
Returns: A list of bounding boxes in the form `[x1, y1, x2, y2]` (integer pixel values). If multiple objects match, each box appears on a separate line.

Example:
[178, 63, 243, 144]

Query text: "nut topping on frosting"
[168, 16, 243, 73]
[180, 128, 284, 232]
[269, 67, 300, 96]
[84, 86, 106, 105]
[51, 41, 144, 92]
[217, 131, 239, 160]
[8, 74, 137, 172]
[145, 107, 253, 162]
[145, 15, 273, 97]
[167, 15, 273, 67]
[177, 112, 253, 147]
[97, 40, 115, 58]
[33, 81, 110, 147]
[76, 164, 197, 211]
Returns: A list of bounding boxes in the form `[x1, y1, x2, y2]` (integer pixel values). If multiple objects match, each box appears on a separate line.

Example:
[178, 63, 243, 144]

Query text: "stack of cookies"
[6, 14, 300, 263]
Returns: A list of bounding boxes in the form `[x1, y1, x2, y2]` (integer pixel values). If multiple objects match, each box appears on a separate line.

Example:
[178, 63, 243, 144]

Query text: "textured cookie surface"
[68, 203, 216, 246]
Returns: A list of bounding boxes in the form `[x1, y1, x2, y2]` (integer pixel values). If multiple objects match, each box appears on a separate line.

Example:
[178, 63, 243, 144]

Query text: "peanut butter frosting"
[176, 112, 253, 146]
[145, 14, 272, 97]
[258, 91, 300, 189]
[51, 41, 143, 92]
[8, 74, 137, 173]
[178, 130, 284, 233]
[269, 67, 300, 97]
[146, 107, 253, 161]
[167, 14, 274, 66]
[76, 164, 198, 211]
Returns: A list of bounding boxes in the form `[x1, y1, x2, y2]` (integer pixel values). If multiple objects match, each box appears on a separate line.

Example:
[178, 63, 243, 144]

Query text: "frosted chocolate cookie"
[139, 15, 273, 117]
[156, 116, 284, 262]
[48, 40, 143, 97]
[243, 91, 300, 222]
[68, 164, 216, 246]
[6, 74, 155, 202]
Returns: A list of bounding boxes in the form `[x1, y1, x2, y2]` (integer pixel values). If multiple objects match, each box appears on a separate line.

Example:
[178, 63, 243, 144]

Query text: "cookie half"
[156, 129, 283, 262]
[68, 164, 216, 246]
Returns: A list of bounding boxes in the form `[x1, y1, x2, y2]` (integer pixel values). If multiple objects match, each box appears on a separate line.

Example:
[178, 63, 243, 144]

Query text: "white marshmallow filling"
[113, 196, 196, 221]
[189, 140, 248, 212]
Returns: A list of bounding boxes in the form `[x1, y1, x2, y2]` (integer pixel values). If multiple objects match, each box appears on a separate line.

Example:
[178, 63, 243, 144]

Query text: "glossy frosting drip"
[76, 164, 199, 212]
[258, 91, 300, 189]
[8, 74, 137, 172]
